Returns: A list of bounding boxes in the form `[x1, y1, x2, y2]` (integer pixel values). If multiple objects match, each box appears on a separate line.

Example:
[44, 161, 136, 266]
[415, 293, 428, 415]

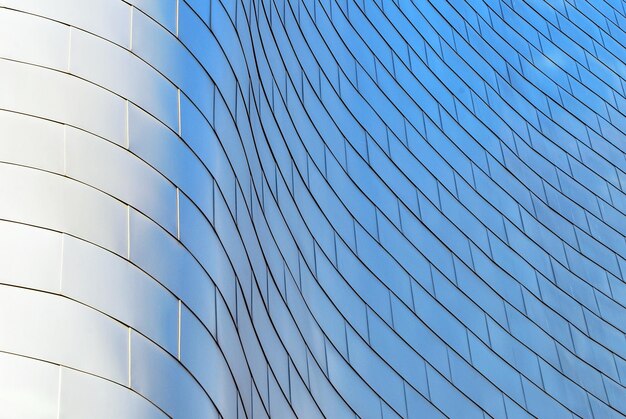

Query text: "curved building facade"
[0, 0, 625, 417]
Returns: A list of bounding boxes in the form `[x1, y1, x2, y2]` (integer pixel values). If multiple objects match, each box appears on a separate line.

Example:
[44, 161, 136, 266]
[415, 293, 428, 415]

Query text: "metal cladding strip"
[0, 0, 623, 417]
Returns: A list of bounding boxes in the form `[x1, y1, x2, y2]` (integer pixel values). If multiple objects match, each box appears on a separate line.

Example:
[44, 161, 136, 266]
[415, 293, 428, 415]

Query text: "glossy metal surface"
[0, 0, 624, 417]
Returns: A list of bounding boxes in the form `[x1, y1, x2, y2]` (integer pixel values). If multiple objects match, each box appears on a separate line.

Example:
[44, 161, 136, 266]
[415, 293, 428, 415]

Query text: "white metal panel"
[0, 59, 126, 145]
[59, 367, 167, 419]
[61, 235, 179, 356]
[69, 28, 179, 133]
[0, 0, 130, 48]
[0, 285, 129, 384]
[0, 352, 59, 419]
[0, 163, 128, 256]
[0, 8, 69, 70]
[65, 126, 177, 235]
[0, 220, 62, 293]
[0, 111, 64, 173]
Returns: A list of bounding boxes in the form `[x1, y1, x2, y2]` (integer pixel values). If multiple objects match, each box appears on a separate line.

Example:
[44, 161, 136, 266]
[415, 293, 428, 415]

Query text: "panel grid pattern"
[0, 0, 624, 417]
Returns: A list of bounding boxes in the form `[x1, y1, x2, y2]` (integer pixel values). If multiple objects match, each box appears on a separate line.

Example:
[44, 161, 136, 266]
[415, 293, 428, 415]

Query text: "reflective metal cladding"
[0, 0, 624, 417]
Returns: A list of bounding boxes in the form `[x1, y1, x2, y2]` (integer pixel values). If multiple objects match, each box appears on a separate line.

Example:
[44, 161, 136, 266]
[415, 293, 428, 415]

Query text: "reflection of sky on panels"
[0, 0, 624, 417]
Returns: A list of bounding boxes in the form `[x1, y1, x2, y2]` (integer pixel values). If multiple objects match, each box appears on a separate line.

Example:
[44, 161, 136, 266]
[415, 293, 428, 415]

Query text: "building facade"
[0, 0, 625, 417]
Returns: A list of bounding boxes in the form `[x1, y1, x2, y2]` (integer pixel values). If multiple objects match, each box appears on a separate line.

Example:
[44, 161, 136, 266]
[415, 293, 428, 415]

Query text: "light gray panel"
[69, 28, 178, 132]
[0, 285, 128, 384]
[61, 235, 179, 356]
[0, 111, 64, 173]
[0, 220, 62, 293]
[0, 59, 126, 145]
[59, 368, 166, 419]
[0, 163, 127, 256]
[0, 352, 59, 419]
[0, 0, 131, 47]
[65, 126, 177, 235]
[0, 8, 69, 70]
